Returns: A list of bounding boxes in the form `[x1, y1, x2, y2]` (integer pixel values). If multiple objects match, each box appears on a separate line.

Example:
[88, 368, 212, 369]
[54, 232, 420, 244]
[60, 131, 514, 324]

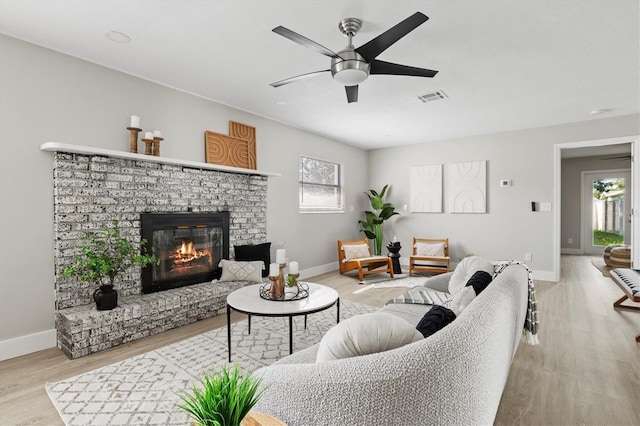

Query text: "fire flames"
[171, 240, 207, 265]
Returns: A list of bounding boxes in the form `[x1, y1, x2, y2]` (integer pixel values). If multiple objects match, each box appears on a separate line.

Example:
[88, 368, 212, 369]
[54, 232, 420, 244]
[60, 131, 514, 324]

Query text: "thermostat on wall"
[500, 179, 511, 187]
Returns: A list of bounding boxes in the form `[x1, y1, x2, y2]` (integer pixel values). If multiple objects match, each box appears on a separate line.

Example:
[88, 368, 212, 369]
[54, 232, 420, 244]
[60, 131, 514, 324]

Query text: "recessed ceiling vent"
[418, 90, 448, 103]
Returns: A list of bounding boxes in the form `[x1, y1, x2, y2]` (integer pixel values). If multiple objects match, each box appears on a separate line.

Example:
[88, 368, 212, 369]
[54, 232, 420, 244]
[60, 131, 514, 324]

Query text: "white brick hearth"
[45, 144, 273, 358]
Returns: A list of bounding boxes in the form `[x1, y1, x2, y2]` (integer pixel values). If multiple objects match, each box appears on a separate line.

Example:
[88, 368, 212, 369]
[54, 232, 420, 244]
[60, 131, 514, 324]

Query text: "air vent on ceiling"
[417, 90, 448, 103]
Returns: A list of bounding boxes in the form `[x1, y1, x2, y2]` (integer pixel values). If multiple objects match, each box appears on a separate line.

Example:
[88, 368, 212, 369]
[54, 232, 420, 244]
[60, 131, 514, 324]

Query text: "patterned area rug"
[46, 300, 376, 426]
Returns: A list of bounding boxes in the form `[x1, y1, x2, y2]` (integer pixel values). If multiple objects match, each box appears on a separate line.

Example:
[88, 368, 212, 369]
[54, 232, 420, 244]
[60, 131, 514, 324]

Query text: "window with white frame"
[299, 156, 344, 212]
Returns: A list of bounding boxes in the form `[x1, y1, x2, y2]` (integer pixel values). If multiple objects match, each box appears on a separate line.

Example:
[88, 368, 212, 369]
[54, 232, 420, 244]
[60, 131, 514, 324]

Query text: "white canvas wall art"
[410, 164, 442, 213]
[447, 161, 487, 213]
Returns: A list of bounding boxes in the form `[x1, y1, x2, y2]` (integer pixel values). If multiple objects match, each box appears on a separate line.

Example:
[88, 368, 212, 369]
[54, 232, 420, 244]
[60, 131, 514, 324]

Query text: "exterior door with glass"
[582, 170, 632, 255]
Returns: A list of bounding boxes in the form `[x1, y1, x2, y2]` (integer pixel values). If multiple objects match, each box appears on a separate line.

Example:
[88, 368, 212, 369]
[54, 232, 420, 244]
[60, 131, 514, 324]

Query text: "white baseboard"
[300, 262, 339, 280]
[0, 329, 56, 361]
[561, 248, 584, 255]
[532, 270, 556, 282]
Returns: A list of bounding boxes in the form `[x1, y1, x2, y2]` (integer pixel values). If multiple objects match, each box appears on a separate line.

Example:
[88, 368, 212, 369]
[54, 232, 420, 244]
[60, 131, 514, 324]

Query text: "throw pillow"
[448, 256, 494, 296]
[218, 259, 264, 283]
[342, 243, 371, 262]
[415, 242, 445, 257]
[234, 242, 271, 277]
[415, 305, 457, 338]
[316, 312, 423, 362]
[449, 270, 493, 315]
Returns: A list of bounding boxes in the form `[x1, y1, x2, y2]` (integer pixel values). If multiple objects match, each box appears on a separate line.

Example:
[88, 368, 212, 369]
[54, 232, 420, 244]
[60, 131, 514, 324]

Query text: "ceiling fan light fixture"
[333, 67, 369, 85]
[331, 49, 370, 85]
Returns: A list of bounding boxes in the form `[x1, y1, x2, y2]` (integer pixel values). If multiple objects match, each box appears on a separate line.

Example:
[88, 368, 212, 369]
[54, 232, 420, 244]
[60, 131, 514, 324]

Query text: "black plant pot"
[93, 285, 118, 310]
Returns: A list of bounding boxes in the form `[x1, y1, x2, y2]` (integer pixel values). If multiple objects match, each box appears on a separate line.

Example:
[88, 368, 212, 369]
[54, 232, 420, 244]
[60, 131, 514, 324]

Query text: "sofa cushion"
[449, 270, 493, 315]
[316, 312, 423, 362]
[448, 256, 494, 296]
[218, 259, 264, 283]
[415, 305, 457, 337]
[342, 243, 371, 261]
[234, 242, 271, 277]
[415, 242, 445, 257]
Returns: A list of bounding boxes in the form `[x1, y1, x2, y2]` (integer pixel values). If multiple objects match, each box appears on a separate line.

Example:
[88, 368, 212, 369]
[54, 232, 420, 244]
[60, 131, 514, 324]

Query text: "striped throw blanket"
[493, 260, 539, 345]
[388, 289, 452, 307]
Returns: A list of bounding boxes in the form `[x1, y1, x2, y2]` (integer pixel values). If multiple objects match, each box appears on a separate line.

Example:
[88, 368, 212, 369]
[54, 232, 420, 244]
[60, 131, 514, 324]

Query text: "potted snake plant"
[359, 184, 399, 256]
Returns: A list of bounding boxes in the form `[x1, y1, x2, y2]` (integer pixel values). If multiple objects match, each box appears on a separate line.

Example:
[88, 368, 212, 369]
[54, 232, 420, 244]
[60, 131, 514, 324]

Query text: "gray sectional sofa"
[253, 263, 529, 425]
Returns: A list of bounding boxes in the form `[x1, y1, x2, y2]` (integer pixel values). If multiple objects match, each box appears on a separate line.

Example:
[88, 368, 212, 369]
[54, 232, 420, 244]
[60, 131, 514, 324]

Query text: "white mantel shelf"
[40, 142, 280, 177]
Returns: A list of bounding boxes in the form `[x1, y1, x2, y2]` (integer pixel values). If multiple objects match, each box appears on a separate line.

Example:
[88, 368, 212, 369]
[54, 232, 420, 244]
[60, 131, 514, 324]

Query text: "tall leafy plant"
[359, 184, 399, 255]
[62, 220, 157, 288]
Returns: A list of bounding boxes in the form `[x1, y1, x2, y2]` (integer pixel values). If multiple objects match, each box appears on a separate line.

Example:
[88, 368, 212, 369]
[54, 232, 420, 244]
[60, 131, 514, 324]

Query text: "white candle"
[276, 249, 286, 264]
[289, 261, 298, 275]
[144, 131, 154, 140]
[153, 130, 162, 138]
[130, 115, 140, 128]
[269, 263, 279, 277]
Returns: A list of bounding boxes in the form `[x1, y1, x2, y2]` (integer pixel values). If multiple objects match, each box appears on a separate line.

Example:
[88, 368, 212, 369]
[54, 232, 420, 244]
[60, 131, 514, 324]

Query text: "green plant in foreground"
[359, 184, 399, 256]
[177, 364, 265, 426]
[62, 220, 158, 287]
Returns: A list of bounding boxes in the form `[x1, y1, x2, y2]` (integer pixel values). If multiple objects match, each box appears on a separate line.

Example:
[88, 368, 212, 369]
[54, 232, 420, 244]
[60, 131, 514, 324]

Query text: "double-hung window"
[299, 156, 344, 212]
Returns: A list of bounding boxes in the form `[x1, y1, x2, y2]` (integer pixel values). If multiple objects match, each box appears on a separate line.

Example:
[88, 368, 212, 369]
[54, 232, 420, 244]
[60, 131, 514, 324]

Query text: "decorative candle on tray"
[268, 262, 284, 300]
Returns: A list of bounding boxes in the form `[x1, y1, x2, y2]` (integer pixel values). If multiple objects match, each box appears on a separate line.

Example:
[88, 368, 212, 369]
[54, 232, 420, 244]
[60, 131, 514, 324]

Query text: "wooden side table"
[242, 411, 287, 425]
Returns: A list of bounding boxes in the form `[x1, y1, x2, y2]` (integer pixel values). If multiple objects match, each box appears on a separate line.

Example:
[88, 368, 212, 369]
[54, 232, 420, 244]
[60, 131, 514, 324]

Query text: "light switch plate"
[540, 202, 552, 212]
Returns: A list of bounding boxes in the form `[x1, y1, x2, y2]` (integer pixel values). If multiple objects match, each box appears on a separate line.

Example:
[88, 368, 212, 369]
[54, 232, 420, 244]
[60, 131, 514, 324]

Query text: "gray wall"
[0, 35, 368, 346]
[561, 156, 631, 251]
[368, 117, 639, 275]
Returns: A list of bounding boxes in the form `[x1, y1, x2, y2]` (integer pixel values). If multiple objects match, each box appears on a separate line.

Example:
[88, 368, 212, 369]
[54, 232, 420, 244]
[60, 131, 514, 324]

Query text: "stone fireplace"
[46, 144, 273, 358]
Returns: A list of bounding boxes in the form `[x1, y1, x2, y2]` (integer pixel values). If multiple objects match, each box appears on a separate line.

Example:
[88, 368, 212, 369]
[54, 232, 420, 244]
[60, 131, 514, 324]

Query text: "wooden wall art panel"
[204, 122, 257, 170]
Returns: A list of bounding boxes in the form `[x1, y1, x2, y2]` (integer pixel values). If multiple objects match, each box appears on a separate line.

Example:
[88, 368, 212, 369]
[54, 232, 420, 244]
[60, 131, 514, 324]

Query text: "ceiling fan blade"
[270, 70, 330, 87]
[370, 60, 438, 77]
[355, 12, 429, 62]
[273, 26, 343, 59]
[345, 85, 358, 103]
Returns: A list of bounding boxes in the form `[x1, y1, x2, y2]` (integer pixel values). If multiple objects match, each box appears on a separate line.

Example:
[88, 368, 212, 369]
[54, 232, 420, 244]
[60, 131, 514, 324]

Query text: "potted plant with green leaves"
[177, 364, 265, 426]
[359, 184, 399, 255]
[61, 220, 158, 310]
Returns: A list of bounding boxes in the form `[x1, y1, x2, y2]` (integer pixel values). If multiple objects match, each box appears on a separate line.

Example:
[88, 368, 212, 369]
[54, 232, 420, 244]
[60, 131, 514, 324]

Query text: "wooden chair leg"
[357, 264, 364, 281]
[613, 295, 640, 311]
[636, 333, 640, 343]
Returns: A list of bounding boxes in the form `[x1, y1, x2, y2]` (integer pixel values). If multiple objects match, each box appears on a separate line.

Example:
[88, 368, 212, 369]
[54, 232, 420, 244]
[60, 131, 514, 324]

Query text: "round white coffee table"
[226, 282, 339, 361]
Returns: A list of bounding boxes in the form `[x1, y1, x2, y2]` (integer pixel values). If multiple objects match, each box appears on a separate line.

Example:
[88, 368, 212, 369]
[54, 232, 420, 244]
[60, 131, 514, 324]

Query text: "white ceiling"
[1, 0, 638, 150]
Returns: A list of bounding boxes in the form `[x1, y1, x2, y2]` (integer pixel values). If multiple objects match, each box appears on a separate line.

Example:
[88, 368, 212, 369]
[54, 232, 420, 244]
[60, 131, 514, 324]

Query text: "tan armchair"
[337, 239, 394, 281]
[409, 237, 450, 276]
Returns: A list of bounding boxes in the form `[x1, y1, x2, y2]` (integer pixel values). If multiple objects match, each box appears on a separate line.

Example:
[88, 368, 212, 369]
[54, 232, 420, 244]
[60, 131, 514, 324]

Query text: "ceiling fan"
[270, 12, 438, 103]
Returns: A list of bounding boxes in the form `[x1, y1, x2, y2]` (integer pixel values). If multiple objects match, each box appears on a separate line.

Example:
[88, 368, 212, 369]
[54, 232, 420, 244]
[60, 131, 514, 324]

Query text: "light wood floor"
[1, 255, 638, 425]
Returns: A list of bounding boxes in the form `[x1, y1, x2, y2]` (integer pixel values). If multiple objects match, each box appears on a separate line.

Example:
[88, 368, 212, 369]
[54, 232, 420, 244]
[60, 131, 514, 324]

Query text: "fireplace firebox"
[141, 212, 229, 294]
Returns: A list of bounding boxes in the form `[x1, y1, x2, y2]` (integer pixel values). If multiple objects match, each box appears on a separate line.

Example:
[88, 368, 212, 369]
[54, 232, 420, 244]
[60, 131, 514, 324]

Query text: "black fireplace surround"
[141, 212, 230, 294]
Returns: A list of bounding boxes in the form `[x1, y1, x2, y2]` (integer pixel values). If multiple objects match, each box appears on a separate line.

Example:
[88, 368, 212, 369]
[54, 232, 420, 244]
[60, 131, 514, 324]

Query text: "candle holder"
[152, 136, 163, 156]
[126, 127, 142, 153]
[267, 263, 286, 300]
[142, 138, 154, 155]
